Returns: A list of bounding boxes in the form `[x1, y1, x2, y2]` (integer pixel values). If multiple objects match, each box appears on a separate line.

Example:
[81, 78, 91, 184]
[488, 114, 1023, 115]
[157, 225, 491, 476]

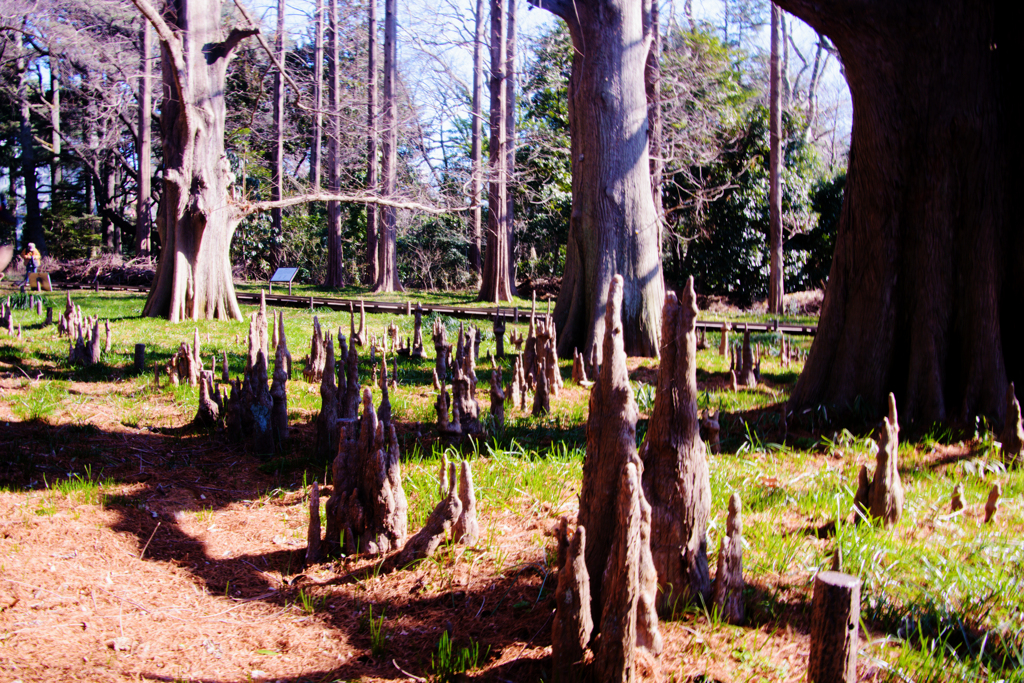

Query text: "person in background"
[20, 242, 41, 288]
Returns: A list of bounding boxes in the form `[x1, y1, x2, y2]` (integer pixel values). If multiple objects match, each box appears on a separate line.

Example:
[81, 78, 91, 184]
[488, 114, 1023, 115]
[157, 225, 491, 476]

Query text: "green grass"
[1, 288, 1022, 681]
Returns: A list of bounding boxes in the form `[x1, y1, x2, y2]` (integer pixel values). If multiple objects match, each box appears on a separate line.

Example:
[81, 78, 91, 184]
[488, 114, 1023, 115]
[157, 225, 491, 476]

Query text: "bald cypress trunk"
[779, 0, 1020, 426]
[531, 0, 664, 359]
[135, 0, 254, 321]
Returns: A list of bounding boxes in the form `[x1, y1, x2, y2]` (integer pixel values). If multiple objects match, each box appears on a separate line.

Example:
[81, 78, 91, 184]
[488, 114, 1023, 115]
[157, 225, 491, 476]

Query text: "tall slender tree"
[645, 0, 662, 233]
[49, 60, 61, 206]
[505, 0, 517, 293]
[469, 0, 485, 279]
[271, 0, 286, 268]
[767, 2, 784, 314]
[479, 0, 513, 302]
[17, 44, 44, 252]
[135, 21, 152, 255]
[373, 0, 401, 291]
[309, 0, 323, 189]
[325, 0, 345, 287]
[365, 0, 379, 285]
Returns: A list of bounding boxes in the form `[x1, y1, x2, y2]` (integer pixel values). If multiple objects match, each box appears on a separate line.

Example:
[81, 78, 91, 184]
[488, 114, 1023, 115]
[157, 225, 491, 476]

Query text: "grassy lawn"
[0, 286, 1020, 682]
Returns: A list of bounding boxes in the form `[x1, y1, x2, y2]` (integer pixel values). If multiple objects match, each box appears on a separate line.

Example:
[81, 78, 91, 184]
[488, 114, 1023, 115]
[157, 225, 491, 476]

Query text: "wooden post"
[288, 282, 292, 295]
[129, 344, 145, 370]
[807, 571, 861, 683]
[269, 282, 273, 294]
[45, 306, 53, 325]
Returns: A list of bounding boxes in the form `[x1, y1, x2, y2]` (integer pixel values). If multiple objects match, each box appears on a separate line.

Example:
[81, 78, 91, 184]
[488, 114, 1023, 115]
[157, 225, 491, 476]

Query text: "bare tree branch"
[128, 0, 187, 103]
[235, 192, 478, 218]
[231, 0, 311, 112]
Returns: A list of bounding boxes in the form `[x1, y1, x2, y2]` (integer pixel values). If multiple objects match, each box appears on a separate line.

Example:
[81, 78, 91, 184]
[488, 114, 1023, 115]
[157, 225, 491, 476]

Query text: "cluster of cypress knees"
[147, 282, 1015, 681]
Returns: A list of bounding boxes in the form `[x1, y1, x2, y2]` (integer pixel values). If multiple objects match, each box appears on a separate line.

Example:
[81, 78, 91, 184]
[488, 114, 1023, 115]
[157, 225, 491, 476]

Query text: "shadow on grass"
[0, 418, 561, 683]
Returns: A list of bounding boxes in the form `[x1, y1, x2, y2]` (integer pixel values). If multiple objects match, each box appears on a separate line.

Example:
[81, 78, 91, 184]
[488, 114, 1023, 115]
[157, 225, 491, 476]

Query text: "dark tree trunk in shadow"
[778, 0, 1023, 426]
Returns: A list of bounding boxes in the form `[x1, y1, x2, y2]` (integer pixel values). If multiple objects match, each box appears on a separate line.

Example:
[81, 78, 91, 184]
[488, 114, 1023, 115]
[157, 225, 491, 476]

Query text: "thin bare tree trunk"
[17, 48, 44, 252]
[479, 0, 513, 302]
[135, 22, 152, 255]
[645, 0, 663, 235]
[271, 0, 286, 269]
[373, 0, 401, 292]
[49, 61, 61, 206]
[105, 159, 118, 252]
[325, 0, 345, 287]
[469, 0, 484, 278]
[310, 0, 323, 189]
[767, 2, 784, 315]
[366, 0, 379, 284]
[505, 0, 517, 294]
[85, 121, 95, 216]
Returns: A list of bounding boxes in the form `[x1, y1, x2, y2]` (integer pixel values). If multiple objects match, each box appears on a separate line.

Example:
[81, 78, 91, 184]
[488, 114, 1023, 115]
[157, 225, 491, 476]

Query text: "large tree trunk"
[365, 0, 379, 285]
[135, 0, 253, 321]
[479, 0, 513, 302]
[373, 0, 401, 292]
[135, 23, 153, 256]
[767, 2, 784, 315]
[324, 0, 345, 287]
[532, 0, 664, 359]
[779, 0, 1019, 426]
[469, 0, 484, 278]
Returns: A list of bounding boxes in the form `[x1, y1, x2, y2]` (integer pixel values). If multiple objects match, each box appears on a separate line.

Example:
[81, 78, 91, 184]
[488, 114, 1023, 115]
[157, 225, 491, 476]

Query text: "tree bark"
[17, 49, 44, 252]
[578, 276, 639, 622]
[807, 571, 860, 683]
[469, 0, 485, 278]
[49, 61, 61, 207]
[645, 0, 662, 229]
[135, 23, 153, 256]
[373, 0, 401, 292]
[778, 0, 1020, 426]
[325, 0, 345, 287]
[479, 0, 513, 302]
[532, 0, 664, 359]
[271, 0, 286, 268]
[365, 0, 379, 284]
[639, 277, 711, 611]
[767, 2, 784, 315]
[505, 0, 517, 294]
[134, 0, 254, 321]
[310, 0, 323, 190]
